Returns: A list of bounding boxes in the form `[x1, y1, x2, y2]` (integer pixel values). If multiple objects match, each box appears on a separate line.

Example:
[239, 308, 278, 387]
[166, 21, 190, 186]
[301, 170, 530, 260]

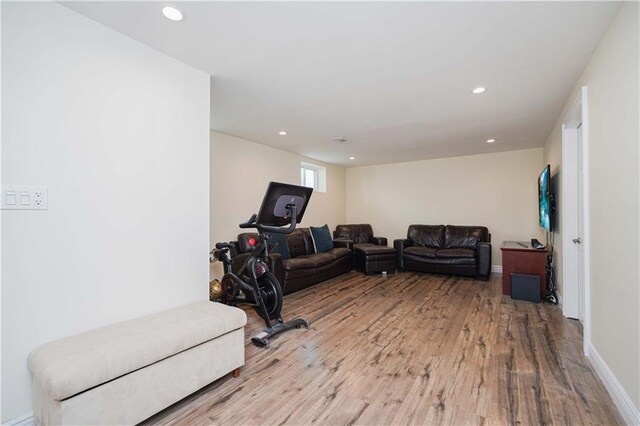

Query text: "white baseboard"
[587, 343, 640, 425]
[491, 265, 502, 274]
[4, 412, 34, 426]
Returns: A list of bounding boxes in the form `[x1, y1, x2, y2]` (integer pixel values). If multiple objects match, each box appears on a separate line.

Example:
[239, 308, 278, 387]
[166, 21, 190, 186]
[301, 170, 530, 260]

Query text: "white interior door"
[561, 86, 589, 353]
[577, 124, 585, 324]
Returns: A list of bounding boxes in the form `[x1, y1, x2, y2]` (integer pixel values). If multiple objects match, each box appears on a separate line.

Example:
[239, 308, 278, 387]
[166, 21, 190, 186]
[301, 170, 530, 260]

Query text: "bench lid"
[28, 302, 246, 401]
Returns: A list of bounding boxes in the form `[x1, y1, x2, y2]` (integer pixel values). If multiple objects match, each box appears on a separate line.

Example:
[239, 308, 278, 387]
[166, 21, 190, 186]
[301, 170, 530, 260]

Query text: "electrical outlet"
[33, 187, 48, 209]
[1, 185, 48, 210]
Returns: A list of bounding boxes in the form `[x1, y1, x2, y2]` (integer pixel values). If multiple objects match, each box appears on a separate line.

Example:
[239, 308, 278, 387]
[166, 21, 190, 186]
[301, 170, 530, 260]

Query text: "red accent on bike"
[254, 262, 267, 278]
[248, 238, 256, 246]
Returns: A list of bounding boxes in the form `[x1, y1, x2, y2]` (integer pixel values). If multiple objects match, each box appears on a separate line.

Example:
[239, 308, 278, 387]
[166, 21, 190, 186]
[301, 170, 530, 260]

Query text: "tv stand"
[500, 241, 549, 297]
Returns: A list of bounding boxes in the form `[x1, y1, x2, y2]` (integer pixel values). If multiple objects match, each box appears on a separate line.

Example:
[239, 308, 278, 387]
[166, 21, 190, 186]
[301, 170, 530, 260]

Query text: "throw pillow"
[267, 233, 290, 259]
[310, 224, 333, 253]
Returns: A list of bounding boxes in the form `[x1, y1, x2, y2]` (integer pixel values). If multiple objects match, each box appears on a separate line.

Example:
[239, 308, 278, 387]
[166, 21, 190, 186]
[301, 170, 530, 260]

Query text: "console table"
[500, 241, 549, 297]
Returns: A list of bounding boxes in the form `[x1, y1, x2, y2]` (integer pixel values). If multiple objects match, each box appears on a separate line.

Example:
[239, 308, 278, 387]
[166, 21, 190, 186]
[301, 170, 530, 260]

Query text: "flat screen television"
[538, 164, 552, 232]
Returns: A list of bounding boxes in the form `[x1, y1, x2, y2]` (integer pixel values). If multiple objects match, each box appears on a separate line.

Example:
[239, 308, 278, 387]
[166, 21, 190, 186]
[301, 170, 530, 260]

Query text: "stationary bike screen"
[256, 182, 313, 228]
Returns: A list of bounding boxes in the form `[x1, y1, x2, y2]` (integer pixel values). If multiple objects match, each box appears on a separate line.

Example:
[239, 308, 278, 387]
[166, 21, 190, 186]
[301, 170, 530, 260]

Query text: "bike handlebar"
[238, 205, 299, 234]
[239, 214, 258, 229]
[215, 242, 235, 250]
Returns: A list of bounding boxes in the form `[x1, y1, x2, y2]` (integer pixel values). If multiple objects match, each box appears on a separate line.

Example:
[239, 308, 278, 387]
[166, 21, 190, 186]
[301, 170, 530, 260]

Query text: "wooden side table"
[500, 241, 549, 297]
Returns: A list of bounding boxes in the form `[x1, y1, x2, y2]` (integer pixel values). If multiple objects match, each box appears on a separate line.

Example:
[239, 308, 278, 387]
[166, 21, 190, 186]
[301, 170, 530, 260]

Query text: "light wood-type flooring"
[144, 271, 623, 425]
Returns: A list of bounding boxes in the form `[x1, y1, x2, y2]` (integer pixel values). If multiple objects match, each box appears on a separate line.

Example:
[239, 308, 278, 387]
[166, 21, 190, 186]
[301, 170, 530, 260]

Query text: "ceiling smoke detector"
[333, 137, 351, 144]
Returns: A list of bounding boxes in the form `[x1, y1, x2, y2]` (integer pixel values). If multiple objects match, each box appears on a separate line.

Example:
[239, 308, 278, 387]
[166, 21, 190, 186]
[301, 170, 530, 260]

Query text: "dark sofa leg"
[232, 368, 240, 378]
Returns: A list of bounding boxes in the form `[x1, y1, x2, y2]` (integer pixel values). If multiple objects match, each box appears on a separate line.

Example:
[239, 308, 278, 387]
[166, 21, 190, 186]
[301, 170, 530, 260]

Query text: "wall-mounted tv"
[538, 164, 552, 232]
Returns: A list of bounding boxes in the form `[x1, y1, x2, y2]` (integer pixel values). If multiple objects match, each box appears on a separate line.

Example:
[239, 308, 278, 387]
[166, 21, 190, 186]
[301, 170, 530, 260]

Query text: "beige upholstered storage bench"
[28, 302, 246, 425]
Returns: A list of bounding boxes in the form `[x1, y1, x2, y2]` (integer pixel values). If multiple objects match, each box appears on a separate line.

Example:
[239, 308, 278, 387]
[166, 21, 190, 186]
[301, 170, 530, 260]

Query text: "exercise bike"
[209, 182, 311, 348]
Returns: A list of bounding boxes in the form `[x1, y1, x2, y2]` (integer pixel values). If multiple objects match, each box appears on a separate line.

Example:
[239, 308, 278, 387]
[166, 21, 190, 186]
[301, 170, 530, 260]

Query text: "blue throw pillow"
[310, 224, 333, 253]
[267, 233, 290, 259]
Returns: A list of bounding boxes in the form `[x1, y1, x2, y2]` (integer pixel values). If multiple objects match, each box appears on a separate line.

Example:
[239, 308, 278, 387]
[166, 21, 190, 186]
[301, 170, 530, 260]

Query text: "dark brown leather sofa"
[394, 225, 491, 280]
[233, 228, 352, 295]
[333, 224, 388, 248]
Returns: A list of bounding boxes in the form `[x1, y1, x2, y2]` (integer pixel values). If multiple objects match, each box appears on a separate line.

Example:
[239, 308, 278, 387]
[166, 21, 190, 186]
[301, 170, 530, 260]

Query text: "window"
[300, 162, 326, 192]
[301, 164, 318, 189]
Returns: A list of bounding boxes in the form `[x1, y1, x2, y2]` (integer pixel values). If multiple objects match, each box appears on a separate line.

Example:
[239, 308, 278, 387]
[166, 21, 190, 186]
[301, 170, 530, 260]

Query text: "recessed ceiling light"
[349, 156, 356, 160]
[472, 87, 486, 94]
[162, 6, 183, 21]
[486, 138, 496, 143]
[279, 131, 287, 136]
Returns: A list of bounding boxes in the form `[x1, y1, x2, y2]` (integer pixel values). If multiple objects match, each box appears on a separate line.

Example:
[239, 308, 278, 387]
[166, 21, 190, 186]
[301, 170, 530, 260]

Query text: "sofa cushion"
[27, 302, 247, 401]
[444, 226, 488, 249]
[287, 229, 309, 258]
[327, 247, 352, 259]
[282, 256, 315, 271]
[308, 252, 338, 267]
[436, 248, 475, 258]
[407, 225, 445, 248]
[403, 246, 438, 259]
[267, 233, 290, 259]
[281, 247, 351, 272]
[334, 224, 374, 244]
[413, 257, 476, 266]
[310, 224, 333, 253]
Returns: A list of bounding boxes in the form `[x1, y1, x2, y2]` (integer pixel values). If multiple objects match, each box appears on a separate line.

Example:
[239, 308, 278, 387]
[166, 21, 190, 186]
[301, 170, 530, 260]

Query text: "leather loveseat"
[394, 225, 491, 280]
[233, 229, 352, 295]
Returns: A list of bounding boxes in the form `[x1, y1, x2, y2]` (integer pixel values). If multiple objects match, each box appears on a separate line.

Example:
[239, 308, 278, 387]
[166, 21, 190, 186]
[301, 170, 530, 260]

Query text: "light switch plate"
[2, 185, 48, 210]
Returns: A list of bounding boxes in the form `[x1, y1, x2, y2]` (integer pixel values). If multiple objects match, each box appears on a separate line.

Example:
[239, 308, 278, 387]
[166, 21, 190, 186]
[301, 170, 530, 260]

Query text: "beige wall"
[543, 1, 639, 413]
[210, 131, 346, 278]
[346, 148, 545, 267]
[2, 3, 210, 420]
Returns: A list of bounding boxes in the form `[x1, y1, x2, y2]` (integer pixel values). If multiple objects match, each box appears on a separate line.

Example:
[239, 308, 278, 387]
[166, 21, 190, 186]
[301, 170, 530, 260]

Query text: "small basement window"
[301, 162, 326, 192]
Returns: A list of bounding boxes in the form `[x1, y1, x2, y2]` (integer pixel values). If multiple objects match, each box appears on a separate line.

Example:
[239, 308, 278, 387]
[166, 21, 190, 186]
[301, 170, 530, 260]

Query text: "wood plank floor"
[144, 272, 623, 425]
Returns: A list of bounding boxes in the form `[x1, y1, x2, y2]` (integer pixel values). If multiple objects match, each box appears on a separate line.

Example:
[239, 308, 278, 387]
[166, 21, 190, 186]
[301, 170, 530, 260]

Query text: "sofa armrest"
[333, 239, 353, 251]
[372, 237, 388, 246]
[476, 242, 491, 280]
[393, 239, 413, 270]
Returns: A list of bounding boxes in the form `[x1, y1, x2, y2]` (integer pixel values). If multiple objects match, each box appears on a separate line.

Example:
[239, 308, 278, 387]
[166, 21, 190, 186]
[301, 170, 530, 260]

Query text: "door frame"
[561, 86, 590, 355]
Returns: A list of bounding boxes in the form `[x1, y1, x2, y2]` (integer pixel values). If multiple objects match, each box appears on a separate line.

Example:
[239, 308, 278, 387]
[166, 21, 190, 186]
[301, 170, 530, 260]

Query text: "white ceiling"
[61, 1, 620, 167]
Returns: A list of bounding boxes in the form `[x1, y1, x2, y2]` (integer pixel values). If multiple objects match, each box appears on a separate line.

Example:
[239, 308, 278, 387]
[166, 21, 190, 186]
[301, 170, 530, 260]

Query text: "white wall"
[543, 1, 639, 416]
[346, 148, 545, 266]
[1, 2, 210, 420]
[210, 131, 346, 278]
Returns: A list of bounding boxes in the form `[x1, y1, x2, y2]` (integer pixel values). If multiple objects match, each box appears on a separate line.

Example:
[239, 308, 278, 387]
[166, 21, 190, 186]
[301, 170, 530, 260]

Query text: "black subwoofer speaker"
[511, 273, 541, 303]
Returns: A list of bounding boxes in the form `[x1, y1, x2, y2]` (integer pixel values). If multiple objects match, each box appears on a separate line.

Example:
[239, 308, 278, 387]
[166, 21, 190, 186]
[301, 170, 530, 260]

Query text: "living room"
[2, 1, 638, 425]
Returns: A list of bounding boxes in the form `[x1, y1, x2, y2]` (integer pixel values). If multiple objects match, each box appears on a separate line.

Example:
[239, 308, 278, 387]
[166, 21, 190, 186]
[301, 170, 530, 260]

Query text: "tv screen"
[538, 164, 551, 232]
